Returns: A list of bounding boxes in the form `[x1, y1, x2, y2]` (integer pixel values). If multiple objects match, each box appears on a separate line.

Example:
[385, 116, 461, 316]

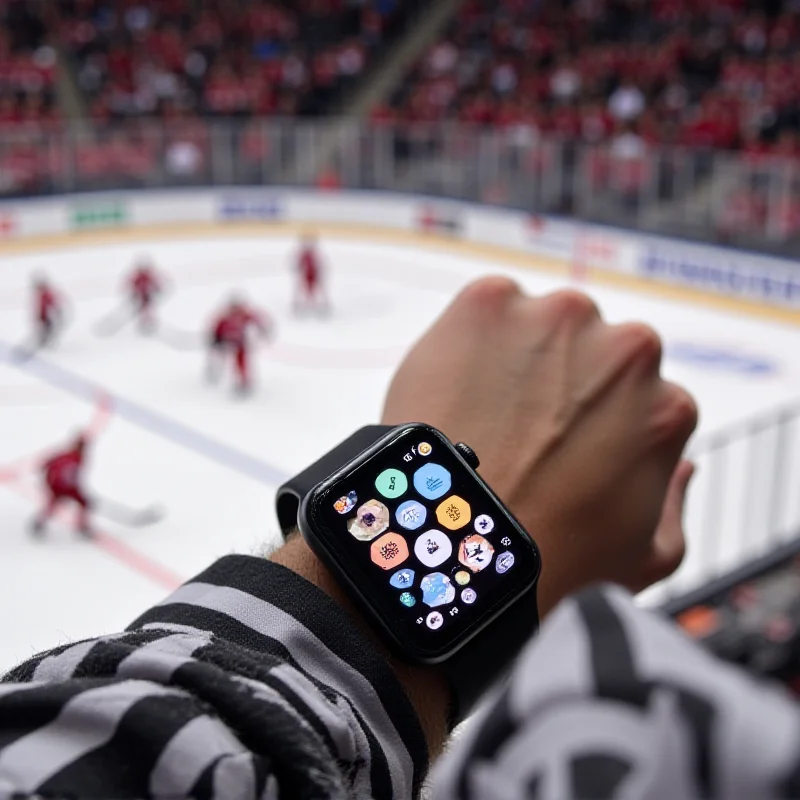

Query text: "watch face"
[307, 426, 540, 660]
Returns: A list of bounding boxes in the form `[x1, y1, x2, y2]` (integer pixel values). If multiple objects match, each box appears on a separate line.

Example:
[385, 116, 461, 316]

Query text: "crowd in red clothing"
[60, 0, 422, 122]
[4, 0, 800, 244]
[0, 1, 60, 136]
[374, 0, 800, 160]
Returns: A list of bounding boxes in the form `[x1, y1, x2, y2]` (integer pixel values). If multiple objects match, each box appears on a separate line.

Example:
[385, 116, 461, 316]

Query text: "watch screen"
[309, 426, 539, 659]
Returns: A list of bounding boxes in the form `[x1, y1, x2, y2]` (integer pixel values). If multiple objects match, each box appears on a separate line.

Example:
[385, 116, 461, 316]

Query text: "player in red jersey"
[127, 257, 163, 333]
[32, 274, 65, 347]
[294, 234, 329, 315]
[31, 433, 93, 538]
[207, 297, 272, 394]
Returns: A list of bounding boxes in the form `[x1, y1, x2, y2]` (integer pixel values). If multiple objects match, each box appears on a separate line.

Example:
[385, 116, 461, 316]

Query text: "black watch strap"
[275, 424, 539, 725]
[445, 587, 538, 722]
[275, 425, 394, 537]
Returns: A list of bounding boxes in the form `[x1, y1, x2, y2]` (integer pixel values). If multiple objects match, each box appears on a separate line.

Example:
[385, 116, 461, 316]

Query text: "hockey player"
[31, 433, 93, 538]
[207, 297, 272, 394]
[32, 274, 65, 347]
[294, 234, 329, 315]
[127, 257, 163, 333]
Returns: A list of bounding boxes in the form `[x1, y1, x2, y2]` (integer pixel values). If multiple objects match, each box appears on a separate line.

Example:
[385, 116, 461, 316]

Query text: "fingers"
[632, 459, 696, 592]
[659, 458, 695, 541]
[670, 458, 696, 503]
[612, 321, 663, 374]
[653, 381, 699, 451]
[539, 288, 601, 328]
[455, 276, 521, 317]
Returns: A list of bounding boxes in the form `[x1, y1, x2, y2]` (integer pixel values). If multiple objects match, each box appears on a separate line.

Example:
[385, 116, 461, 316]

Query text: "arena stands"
[0, 1, 59, 132]
[59, 0, 424, 121]
[387, 0, 800, 154]
[371, 0, 800, 245]
[1, 0, 800, 252]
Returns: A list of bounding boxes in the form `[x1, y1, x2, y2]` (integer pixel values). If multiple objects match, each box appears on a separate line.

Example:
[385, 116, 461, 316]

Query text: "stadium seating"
[387, 0, 800, 156]
[60, 0, 422, 121]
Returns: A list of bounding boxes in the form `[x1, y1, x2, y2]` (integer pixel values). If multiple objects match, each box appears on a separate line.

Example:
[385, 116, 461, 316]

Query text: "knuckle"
[673, 385, 700, 432]
[544, 289, 599, 323]
[458, 276, 521, 312]
[619, 322, 663, 368]
[656, 384, 699, 442]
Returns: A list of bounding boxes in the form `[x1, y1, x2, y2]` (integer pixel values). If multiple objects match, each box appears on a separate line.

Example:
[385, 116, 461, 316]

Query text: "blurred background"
[4, 0, 800, 250]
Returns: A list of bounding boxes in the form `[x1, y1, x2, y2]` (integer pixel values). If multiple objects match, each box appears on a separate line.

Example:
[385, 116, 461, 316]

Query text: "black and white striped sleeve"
[0, 555, 428, 799]
[431, 583, 800, 799]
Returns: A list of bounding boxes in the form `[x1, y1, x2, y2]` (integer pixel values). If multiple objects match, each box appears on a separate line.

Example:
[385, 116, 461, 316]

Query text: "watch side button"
[455, 442, 479, 469]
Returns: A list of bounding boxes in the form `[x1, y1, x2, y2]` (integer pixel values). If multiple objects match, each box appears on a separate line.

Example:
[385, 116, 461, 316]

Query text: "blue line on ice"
[0, 341, 290, 487]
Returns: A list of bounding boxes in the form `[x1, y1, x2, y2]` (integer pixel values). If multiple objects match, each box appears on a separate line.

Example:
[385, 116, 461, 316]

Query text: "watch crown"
[455, 442, 479, 469]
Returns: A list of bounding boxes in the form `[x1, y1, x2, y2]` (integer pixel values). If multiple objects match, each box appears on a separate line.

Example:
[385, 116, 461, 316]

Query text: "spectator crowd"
[61, 0, 420, 121]
[1, 0, 800, 247]
[377, 0, 800, 158]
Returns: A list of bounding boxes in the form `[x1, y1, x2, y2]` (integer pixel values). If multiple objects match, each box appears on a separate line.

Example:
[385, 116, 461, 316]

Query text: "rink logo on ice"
[667, 342, 778, 376]
[640, 244, 800, 306]
[71, 203, 128, 230]
[219, 196, 283, 221]
[417, 206, 462, 236]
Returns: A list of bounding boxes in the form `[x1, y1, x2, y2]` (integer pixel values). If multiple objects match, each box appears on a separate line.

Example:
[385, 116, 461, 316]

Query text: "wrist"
[269, 534, 450, 757]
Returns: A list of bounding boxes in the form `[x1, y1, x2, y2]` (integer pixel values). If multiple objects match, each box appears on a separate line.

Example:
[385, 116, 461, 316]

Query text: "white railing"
[642, 400, 800, 606]
[0, 119, 799, 255]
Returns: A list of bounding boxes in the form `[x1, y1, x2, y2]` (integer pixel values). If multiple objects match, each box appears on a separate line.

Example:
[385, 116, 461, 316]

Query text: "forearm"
[270, 534, 451, 757]
[1, 555, 429, 799]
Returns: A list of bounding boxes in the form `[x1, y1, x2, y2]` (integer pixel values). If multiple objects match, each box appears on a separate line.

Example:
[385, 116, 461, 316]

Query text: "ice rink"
[1, 229, 799, 671]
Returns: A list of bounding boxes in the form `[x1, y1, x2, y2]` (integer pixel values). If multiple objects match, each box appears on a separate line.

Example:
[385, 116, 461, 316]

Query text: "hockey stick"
[11, 307, 76, 361]
[155, 322, 206, 351]
[93, 305, 132, 337]
[95, 498, 166, 528]
[8, 337, 38, 363]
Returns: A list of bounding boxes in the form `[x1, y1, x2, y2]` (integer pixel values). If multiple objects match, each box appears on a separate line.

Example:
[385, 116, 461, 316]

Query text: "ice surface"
[1, 233, 799, 670]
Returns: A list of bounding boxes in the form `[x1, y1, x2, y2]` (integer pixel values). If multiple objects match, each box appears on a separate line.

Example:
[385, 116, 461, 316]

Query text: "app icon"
[454, 569, 471, 586]
[418, 442, 432, 456]
[370, 532, 409, 570]
[389, 568, 415, 589]
[449, 607, 459, 617]
[396, 500, 427, 531]
[436, 495, 471, 531]
[474, 514, 494, 534]
[399, 592, 416, 607]
[413, 463, 451, 500]
[414, 530, 453, 568]
[426, 611, 444, 630]
[348, 499, 390, 542]
[458, 534, 495, 572]
[334, 491, 357, 515]
[495, 552, 515, 574]
[375, 468, 408, 499]
[420, 572, 456, 607]
[461, 587, 477, 604]
[501, 536, 512, 547]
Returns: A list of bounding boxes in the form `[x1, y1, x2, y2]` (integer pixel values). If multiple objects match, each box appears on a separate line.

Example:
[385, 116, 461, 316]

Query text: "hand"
[627, 458, 694, 594]
[382, 277, 698, 615]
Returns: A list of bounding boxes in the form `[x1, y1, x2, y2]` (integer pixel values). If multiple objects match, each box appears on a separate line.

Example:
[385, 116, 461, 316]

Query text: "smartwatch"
[275, 423, 541, 723]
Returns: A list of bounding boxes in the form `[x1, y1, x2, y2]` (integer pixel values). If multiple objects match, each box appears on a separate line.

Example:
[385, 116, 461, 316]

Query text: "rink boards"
[0, 187, 798, 325]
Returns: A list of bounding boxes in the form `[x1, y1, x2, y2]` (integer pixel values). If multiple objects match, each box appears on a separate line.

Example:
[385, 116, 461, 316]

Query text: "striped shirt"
[0, 557, 798, 798]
